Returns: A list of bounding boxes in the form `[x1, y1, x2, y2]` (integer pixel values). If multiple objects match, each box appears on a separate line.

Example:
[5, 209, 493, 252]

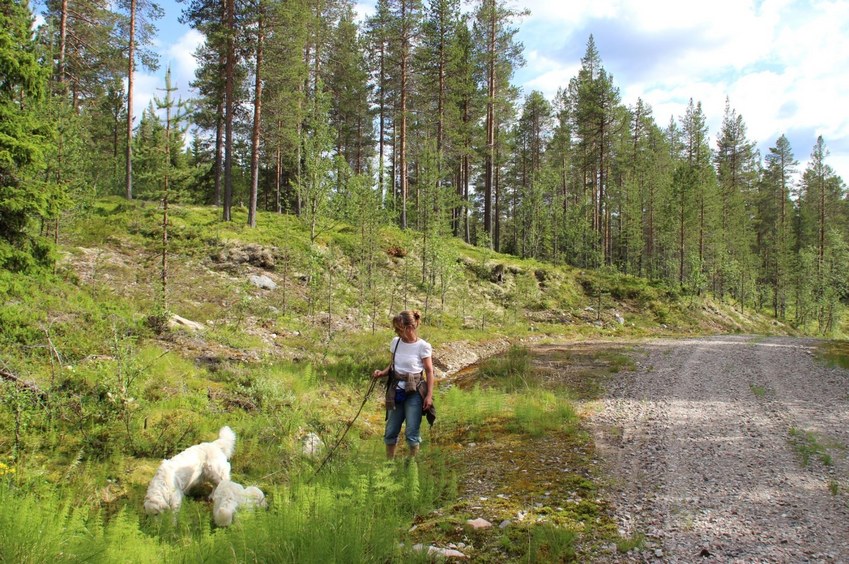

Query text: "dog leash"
[310, 376, 380, 481]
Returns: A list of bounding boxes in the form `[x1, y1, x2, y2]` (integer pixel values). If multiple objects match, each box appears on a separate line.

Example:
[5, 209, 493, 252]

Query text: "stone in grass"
[466, 518, 492, 530]
[249, 274, 277, 290]
[168, 314, 205, 332]
[412, 544, 467, 559]
[301, 432, 323, 458]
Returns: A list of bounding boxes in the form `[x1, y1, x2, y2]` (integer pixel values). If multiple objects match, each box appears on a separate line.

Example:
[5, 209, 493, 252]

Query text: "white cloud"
[131, 28, 203, 128]
[353, 2, 376, 22]
[516, 0, 849, 180]
[166, 29, 204, 88]
[127, 72, 160, 123]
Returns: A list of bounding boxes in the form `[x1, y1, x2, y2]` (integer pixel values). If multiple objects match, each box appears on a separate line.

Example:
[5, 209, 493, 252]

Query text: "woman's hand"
[372, 369, 385, 379]
[423, 394, 433, 409]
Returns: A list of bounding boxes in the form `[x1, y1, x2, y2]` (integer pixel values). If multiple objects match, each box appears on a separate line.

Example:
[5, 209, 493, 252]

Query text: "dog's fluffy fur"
[143, 426, 236, 515]
[211, 479, 267, 527]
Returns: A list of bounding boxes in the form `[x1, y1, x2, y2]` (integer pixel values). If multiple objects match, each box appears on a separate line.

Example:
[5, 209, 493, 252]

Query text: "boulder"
[168, 314, 205, 332]
[302, 432, 324, 458]
[249, 274, 277, 290]
[466, 517, 492, 530]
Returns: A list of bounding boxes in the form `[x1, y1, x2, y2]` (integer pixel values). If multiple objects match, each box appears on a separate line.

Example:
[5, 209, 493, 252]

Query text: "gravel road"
[592, 335, 849, 563]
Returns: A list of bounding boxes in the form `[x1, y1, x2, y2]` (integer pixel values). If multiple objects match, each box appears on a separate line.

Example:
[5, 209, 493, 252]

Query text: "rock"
[614, 312, 625, 324]
[533, 269, 548, 284]
[499, 519, 512, 529]
[168, 314, 205, 332]
[490, 263, 505, 283]
[466, 518, 492, 530]
[413, 545, 467, 559]
[249, 274, 277, 290]
[301, 432, 323, 458]
[213, 243, 276, 270]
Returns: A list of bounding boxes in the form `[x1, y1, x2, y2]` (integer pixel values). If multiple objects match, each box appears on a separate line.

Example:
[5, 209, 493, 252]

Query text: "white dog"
[211, 479, 267, 527]
[144, 426, 236, 515]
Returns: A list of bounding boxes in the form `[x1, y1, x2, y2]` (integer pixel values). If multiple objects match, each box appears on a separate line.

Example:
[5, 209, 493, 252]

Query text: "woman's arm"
[372, 358, 391, 379]
[422, 356, 434, 409]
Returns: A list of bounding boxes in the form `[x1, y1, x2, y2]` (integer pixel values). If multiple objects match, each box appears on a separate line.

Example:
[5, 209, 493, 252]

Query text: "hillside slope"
[0, 198, 802, 561]
[49, 199, 790, 373]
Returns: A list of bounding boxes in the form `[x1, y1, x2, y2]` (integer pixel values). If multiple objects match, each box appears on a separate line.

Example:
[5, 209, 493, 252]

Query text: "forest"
[4, 0, 849, 560]
[2, 0, 848, 332]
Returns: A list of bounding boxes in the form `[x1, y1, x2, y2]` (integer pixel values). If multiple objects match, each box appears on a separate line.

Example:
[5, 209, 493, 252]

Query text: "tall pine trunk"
[222, 0, 235, 221]
[248, 13, 264, 228]
[125, 0, 136, 200]
[399, 0, 409, 229]
[483, 3, 495, 245]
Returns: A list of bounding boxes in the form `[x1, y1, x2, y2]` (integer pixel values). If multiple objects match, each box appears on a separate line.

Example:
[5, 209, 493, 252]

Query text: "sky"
[138, 0, 849, 182]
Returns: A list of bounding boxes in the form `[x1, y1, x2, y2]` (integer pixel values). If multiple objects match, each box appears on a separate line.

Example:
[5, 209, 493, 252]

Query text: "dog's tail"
[214, 426, 236, 459]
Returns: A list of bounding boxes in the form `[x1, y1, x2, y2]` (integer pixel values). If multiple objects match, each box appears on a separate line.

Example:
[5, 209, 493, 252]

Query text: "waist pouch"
[394, 387, 407, 403]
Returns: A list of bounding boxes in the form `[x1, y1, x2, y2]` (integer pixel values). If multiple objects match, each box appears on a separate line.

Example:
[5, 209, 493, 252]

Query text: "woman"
[372, 310, 434, 458]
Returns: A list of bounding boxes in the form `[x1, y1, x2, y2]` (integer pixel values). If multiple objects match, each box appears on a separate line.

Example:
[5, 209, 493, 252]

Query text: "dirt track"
[591, 335, 849, 562]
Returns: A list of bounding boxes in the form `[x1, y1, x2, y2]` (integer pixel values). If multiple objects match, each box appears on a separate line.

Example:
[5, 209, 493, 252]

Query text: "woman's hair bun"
[412, 310, 421, 321]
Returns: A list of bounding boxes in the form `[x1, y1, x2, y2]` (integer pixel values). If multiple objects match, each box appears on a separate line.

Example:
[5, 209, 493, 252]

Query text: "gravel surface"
[592, 335, 849, 563]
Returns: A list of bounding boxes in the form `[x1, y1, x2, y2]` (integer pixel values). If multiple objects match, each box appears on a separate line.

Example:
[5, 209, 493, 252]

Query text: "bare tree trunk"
[377, 39, 386, 203]
[483, 1, 496, 245]
[58, 0, 67, 84]
[125, 0, 136, 200]
[214, 106, 223, 206]
[222, 0, 235, 221]
[275, 133, 282, 213]
[248, 12, 264, 228]
[463, 152, 470, 243]
[399, 0, 409, 229]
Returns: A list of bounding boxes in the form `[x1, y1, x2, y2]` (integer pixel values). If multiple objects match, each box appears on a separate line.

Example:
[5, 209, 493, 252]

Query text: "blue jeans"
[384, 390, 424, 447]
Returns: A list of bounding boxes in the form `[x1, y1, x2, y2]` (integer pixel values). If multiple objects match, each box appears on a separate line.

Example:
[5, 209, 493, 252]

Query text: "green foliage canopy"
[0, 0, 64, 271]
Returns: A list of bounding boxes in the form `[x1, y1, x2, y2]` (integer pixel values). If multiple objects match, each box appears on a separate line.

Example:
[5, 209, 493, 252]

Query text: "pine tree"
[247, 0, 266, 228]
[327, 6, 374, 177]
[511, 90, 551, 258]
[796, 136, 847, 331]
[714, 98, 758, 304]
[261, 0, 310, 214]
[118, 0, 161, 200]
[297, 83, 336, 242]
[41, 0, 123, 106]
[758, 134, 797, 318]
[365, 0, 394, 206]
[674, 99, 716, 290]
[444, 17, 479, 242]
[0, 0, 63, 271]
[472, 0, 525, 249]
[391, 0, 422, 229]
[566, 35, 621, 265]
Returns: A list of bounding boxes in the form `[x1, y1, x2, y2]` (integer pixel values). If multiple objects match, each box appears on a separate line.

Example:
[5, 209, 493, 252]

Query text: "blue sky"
[142, 0, 849, 181]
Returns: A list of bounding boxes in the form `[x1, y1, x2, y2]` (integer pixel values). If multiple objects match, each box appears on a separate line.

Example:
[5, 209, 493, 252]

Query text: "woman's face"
[396, 324, 416, 340]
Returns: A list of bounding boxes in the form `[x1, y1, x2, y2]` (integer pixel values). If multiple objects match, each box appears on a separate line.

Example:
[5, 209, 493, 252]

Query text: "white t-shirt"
[390, 336, 432, 389]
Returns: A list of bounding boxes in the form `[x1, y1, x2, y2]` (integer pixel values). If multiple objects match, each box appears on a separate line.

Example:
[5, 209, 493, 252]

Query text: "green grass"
[616, 532, 646, 553]
[788, 427, 833, 467]
[0, 197, 818, 562]
[0, 451, 456, 563]
[750, 384, 769, 398]
[818, 341, 849, 370]
[510, 390, 579, 437]
[478, 345, 534, 391]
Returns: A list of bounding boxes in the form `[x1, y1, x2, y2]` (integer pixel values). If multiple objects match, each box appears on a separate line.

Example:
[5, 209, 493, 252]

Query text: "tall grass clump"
[437, 385, 509, 441]
[527, 524, 579, 562]
[510, 390, 579, 437]
[0, 451, 457, 563]
[478, 345, 533, 392]
[0, 484, 86, 563]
